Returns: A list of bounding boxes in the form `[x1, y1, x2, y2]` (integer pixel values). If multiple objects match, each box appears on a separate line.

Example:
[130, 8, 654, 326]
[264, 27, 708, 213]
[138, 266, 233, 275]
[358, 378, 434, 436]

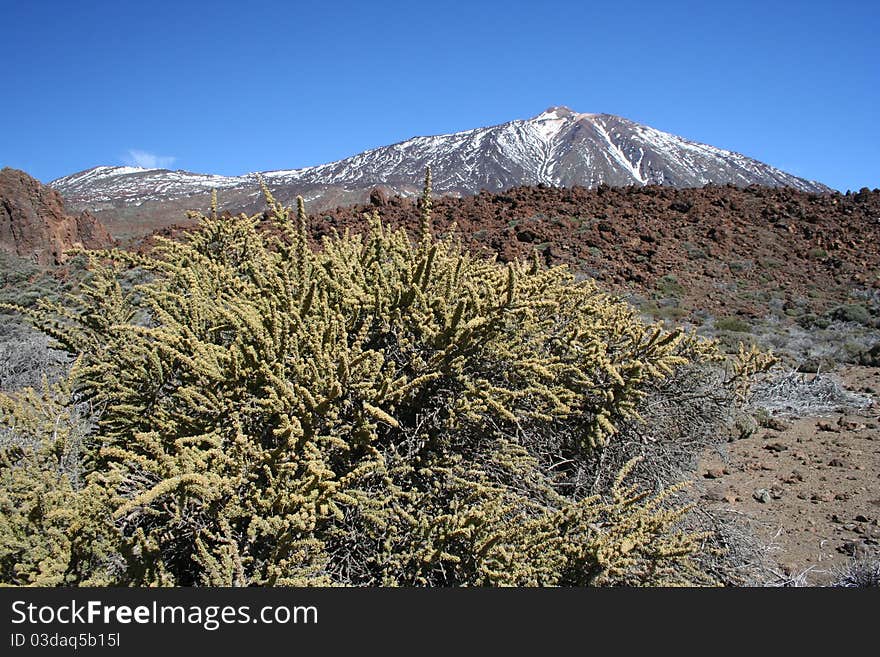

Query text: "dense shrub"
[0, 177, 764, 586]
[714, 316, 751, 333]
[0, 379, 114, 585]
[828, 303, 872, 326]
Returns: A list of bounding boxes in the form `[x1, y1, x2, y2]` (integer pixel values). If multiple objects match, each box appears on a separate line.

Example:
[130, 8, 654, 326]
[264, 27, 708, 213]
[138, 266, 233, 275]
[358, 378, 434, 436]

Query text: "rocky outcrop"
[0, 167, 115, 265]
[369, 187, 389, 207]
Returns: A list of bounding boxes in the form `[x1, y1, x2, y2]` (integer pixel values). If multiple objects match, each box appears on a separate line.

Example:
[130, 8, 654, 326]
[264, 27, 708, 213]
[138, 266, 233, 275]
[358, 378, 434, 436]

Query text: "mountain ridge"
[49, 107, 831, 234]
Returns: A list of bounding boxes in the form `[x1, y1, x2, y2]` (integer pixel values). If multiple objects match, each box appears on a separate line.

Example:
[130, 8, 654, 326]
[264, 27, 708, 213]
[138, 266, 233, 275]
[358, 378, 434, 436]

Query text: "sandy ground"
[696, 365, 880, 585]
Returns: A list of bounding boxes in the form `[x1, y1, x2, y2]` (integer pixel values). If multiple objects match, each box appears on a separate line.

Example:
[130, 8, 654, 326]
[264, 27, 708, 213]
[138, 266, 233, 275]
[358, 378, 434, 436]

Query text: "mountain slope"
[50, 107, 830, 238]
[261, 106, 828, 192]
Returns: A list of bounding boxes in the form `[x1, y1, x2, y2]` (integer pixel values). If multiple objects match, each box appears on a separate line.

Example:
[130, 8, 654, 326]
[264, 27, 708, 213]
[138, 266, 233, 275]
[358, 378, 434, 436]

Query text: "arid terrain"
[2, 171, 878, 585]
[119, 182, 880, 585]
[136, 182, 880, 324]
[310, 183, 880, 316]
[698, 365, 879, 585]
[331, 184, 880, 584]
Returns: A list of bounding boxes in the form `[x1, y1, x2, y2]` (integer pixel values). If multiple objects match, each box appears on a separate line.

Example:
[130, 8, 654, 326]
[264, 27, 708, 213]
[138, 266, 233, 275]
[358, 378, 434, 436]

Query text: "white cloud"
[123, 149, 176, 169]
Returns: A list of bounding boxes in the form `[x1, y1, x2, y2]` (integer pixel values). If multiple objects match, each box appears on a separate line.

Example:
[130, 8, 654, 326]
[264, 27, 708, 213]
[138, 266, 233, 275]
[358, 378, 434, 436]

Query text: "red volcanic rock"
[0, 167, 115, 265]
[369, 187, 388, 207]
[306, 183, 880, 318]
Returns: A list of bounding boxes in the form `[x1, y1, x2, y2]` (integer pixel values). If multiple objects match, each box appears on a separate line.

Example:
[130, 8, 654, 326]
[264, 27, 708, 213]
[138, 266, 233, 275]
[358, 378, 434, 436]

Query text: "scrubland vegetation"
[0, 174, 785, 586]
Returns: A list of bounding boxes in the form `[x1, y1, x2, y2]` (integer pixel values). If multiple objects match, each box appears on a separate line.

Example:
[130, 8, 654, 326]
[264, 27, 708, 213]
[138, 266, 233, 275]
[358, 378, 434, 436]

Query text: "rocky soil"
[140, 183, 880, 324]
[698, 366, 880, 585]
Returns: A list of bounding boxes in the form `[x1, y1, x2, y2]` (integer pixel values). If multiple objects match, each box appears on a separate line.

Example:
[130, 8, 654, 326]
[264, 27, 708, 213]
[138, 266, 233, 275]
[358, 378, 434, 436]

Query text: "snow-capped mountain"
[51, 107, 830, 215]
[51, 166, 252, 207]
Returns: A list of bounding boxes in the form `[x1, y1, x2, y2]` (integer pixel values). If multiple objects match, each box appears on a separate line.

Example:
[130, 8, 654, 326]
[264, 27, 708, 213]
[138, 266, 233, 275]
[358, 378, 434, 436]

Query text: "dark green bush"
[714, 316, 751, 333]
[828, 304, 872, 326]
[654, 274, 685, 299]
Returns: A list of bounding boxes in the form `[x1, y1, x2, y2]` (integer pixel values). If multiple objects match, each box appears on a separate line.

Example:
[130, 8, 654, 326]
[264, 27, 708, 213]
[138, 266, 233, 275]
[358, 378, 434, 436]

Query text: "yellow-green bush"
[0, 176, 742, 586]
[0, 378, 118, 585]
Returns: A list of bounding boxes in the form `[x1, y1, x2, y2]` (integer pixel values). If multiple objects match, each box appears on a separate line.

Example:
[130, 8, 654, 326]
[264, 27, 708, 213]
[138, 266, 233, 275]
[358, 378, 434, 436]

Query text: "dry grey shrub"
[0, 320, 70, 392]
[748, 317, 879, 370]
[831, 558, 880, 587]
[0, 383, 95, 491]
[577, 360, 768, 585]
[749, 367, 873, 417]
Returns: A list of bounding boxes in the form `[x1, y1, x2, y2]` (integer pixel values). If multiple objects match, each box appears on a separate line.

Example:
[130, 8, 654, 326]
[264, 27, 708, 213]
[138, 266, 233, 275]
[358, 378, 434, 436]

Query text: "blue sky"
[1, 0, 877, 191]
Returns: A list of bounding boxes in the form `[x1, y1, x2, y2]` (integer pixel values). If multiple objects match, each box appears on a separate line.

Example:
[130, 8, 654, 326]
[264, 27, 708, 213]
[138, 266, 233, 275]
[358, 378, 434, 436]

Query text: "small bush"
[759, 256, 784, 269]
[859, 343, 880, 367]
[683, 242, 708, 260]
[727, 260, 753, 273]
[730, 410, 758, 441]
[714, 330, 758, 354]
[796, 312, 823, 329]
[795, 355, 838, 373]
[0, 324, 70, 392]
[654, 274, 684, 299]
[828, 304, 872, 326]
[831, 558, 880, 587]
[749, 368, 872, 416]
[715, 316, 751, 333]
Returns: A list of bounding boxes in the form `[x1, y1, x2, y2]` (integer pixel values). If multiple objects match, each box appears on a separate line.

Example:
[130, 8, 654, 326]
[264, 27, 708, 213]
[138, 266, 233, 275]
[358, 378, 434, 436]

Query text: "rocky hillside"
[0, 168, 114, 265]
[306, 183, 880, 321]
[141, 182, 879, 330]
